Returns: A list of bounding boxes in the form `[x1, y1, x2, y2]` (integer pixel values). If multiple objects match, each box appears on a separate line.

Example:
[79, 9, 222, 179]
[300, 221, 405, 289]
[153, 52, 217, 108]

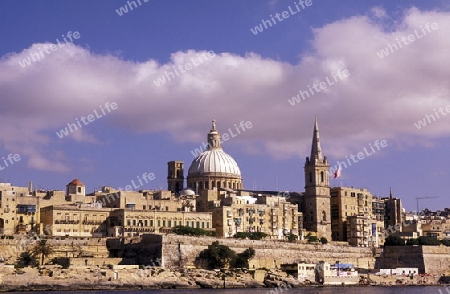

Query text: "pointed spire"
[310, 116, 323, 161]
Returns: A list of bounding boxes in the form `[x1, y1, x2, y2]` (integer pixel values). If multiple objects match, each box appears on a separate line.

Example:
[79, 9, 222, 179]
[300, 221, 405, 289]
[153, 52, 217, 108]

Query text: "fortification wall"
[375, 245, 450, 274]
[0, 237, 110, 263]
[158, 235, 374, 270]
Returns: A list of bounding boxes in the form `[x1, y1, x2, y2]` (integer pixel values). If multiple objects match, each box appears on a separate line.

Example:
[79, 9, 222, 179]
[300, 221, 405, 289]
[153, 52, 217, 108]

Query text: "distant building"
[330, 187, 373, 241]
[383, 190, 403, 230]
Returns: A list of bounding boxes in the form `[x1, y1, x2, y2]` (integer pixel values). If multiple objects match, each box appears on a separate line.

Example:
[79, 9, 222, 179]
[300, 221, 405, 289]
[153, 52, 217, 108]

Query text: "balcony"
[55, 220, 80, 225]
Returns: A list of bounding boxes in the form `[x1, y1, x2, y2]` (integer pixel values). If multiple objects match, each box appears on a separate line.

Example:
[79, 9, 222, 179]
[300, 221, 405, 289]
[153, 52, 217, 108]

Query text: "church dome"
[188, 148, 241, 177]
[68, 179, 85, 186]
[187, 120, 243, 191]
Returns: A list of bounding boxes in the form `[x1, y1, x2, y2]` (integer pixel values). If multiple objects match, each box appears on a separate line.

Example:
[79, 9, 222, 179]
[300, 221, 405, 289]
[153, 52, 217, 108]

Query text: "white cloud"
[0, 7, 449, 171]
[371, 6, 388, 19]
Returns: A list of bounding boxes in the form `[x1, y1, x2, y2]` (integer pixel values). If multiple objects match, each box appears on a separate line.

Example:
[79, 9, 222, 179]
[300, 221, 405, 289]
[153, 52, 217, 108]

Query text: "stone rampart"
[0, 237, 110, 263]
[375, 245, 450, 274]
[158, 235, 374, 270]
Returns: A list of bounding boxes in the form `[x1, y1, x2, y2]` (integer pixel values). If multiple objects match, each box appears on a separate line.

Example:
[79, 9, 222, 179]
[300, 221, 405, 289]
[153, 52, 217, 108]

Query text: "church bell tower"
[303, 117, 332, 240]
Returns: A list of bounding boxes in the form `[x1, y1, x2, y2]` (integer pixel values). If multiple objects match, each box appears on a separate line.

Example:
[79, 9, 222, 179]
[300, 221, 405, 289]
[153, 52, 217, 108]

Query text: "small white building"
[378, 268, 418, 276]
[281, 261, 359, 285]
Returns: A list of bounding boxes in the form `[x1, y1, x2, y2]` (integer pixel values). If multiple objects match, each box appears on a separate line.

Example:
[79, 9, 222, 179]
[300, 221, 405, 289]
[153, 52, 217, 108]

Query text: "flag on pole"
[333, 166, 341, 179]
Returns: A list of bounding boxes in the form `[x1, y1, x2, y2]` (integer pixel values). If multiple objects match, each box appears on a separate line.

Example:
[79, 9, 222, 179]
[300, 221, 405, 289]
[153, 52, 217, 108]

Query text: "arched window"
[309, 172, 313, 183]
[322, 211, 326, 221]
[320, 171, 324, 182]
[205, 181, 209, 189]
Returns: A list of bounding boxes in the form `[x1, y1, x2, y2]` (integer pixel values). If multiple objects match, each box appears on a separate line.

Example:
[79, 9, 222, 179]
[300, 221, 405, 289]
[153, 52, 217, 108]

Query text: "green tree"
[307, 235, 319, 243]
[441, 239, 450, 246]
[384, 235, 405, 246]
[418, 236, 440, 246]
[196, 241, 236, 269]
[286, 233, 298, 243]
[15, 251, 37, 268]
[233, 232, 267, 240]
[320, 237, 328, 244]
[232, 247, 255, 268]
[31, 239, 53, 265]
[172, 225, 216, 236]
[406, 238, 420, 245]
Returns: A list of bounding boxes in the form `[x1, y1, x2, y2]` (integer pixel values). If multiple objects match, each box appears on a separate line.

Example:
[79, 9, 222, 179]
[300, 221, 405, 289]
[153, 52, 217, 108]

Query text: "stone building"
[383, 190, 403, 230]
[330, 187, 373, 241]
[421, 216, 450, 239]
[40, 203, 112, 237]
[346, 214, 380, 247]
[0, 182, 36, 235]
[167, 160, 184, 194]
[302, 118, 332, 240]
[107, 209, 212, 237]
[210, 191, 300, 239]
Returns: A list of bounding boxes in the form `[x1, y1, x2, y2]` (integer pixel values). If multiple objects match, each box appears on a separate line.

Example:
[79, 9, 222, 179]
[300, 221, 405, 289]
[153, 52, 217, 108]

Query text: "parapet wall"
[158, 235, 374, 270]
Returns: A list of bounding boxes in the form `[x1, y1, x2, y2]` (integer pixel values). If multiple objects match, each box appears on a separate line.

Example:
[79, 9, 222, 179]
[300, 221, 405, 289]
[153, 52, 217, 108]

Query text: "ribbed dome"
[188, 148, 241, 177]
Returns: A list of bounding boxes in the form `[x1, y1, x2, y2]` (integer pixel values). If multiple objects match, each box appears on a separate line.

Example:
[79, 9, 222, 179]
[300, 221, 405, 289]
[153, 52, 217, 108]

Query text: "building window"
[150, 220, 153, 226]
[196, 221, 200, 228]
[144, 220, 148, 226]
[158, 220, 161, 227]
[127, 219, 131, 226]
[320, 171, 324, 182]
[78, 187, 81, 193]
[202, 222, 205, 228]
[163, 220, 166, 227]
[143, 205, 146, 210]
[168, 220, 171, 227]
[133, 220, 136, 226]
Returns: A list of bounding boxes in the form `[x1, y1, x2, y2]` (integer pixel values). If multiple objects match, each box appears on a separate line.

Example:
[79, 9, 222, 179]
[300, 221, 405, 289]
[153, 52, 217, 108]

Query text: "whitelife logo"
[328, 140, 388, 177]
[414, 105, 450, 130]
[18, 31, 81, 68]
[56, 102, 118, 139]
[250, 0, 313, 35]
[190, 121, 253, 158]
[119, 172, 156, 191]
[115, 0, 149, 16]
[288, 68, 350, 106]
[376, 22, 438, 58]
[153, 51, 216, 87]
[0, 154, 21, 171]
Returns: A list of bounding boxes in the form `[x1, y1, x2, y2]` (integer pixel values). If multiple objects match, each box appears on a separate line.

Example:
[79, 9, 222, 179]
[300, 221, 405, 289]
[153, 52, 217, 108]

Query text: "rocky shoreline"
[0, 265, 444, 292]
[0, 265, 304, 291]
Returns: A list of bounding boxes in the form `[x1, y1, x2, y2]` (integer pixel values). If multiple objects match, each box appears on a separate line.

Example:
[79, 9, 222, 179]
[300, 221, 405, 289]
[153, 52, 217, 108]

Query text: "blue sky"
[0, 0, 449, 211]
